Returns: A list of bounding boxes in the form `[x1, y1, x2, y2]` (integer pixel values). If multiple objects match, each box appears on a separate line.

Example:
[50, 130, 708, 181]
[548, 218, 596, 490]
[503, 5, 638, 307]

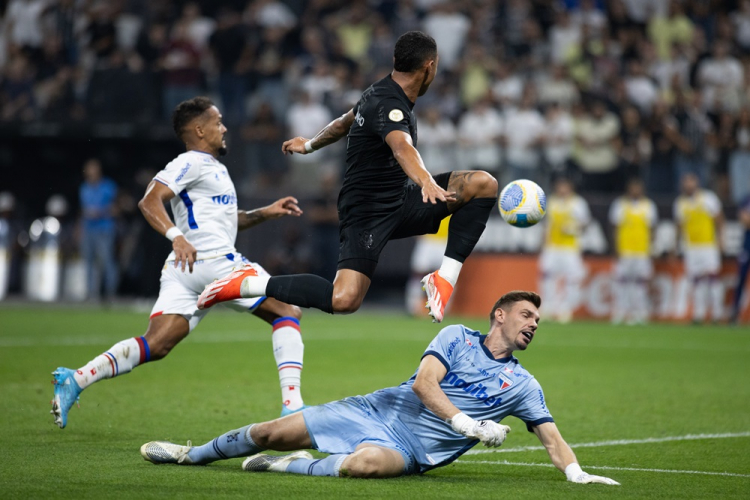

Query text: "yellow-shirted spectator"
[674, 173, 725, 323]
[609, 179, 657, 325]
[539, 178, 590, 323]
[647, 2, 695, 60]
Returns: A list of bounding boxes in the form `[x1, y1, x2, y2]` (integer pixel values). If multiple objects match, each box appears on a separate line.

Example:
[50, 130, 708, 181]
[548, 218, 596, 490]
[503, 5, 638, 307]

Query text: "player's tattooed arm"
[238, 196, 303, 230]
[281, 110, 355, 155]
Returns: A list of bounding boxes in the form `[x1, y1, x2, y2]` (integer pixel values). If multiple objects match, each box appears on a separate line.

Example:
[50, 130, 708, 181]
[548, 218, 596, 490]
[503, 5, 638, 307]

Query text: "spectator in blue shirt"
[79, 158, 118, 301]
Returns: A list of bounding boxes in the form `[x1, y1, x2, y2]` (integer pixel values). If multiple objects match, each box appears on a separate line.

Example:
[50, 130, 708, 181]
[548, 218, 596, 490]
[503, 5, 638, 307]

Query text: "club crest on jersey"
[389, 109, 404, 122]
[498, 372, 513, 390]
[465, 339, 473, 347]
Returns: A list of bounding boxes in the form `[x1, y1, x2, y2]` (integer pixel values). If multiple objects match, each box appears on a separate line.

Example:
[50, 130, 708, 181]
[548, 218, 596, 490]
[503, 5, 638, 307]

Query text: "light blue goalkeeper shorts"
[302, 396, 418, 474]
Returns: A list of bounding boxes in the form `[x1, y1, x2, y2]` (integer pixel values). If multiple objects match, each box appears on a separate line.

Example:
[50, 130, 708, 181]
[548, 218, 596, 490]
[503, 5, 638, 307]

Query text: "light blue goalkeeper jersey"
[364, 324, 554, 471]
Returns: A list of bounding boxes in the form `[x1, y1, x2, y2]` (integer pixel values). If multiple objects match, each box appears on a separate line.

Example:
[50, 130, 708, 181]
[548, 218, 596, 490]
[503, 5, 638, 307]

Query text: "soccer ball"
[498, 179, 547, 228]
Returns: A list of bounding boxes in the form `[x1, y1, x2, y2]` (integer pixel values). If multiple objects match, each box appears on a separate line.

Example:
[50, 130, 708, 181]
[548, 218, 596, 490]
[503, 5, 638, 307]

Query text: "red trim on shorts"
[150, 311, 164, 319]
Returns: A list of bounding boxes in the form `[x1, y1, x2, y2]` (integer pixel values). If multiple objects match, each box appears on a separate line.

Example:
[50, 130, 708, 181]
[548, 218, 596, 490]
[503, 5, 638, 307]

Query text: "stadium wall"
[450, 254, 750, 323]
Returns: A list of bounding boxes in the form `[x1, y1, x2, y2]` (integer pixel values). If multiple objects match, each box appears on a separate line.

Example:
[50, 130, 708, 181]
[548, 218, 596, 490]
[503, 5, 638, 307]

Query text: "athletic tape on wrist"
[165, 227, 183, 242]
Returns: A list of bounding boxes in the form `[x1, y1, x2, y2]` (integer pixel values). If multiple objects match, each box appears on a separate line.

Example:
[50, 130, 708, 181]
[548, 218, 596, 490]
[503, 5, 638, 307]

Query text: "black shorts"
[337, 172, 452, 278]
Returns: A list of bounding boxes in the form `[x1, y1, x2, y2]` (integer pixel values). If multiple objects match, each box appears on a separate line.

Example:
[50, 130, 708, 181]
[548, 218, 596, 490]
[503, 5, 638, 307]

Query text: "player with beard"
[140, 291, 619, 486]
[197, 31, 498, 323]
[51, 97, 310, 428]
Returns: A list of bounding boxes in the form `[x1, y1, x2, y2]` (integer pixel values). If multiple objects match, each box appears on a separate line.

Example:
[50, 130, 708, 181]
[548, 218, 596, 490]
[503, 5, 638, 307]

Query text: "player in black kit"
[198, 31, 498, 323]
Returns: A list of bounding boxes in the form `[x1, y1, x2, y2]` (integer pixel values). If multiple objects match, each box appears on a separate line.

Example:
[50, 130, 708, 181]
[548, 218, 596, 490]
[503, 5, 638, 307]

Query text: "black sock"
[445, 197, 496, 262]
[267, 275, 334, 314]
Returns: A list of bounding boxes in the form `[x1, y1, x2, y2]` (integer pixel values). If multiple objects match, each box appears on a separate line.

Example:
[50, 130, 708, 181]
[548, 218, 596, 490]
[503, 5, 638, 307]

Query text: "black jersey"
[339, 74, 418, 218]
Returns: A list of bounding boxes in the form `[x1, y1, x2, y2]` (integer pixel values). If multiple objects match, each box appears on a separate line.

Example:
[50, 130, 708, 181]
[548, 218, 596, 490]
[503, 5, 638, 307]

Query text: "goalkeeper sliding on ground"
[141, 291, 618, 484]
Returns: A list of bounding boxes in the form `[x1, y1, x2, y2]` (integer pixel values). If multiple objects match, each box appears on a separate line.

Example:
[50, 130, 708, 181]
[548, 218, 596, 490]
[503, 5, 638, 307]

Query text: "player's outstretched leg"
[198, 263, 336, 314]
[424, 170, 498, 322]
[143, 413, 311, 466]
[51, 335, 152, 428]
[199, 266, 370, 316]
[142, 423, 264, 465]
[50, 315, 188, 429]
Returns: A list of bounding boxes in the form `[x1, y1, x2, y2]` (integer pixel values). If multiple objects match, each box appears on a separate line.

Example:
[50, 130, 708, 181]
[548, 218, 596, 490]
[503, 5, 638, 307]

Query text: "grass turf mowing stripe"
[460, 460, 750, 478]
[465, 431, 750, 455]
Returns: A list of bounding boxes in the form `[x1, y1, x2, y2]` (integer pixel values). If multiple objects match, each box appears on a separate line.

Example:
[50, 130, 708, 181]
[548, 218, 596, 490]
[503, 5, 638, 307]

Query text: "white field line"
[464, 431, 750, 455]
[458, 460, 750, 478]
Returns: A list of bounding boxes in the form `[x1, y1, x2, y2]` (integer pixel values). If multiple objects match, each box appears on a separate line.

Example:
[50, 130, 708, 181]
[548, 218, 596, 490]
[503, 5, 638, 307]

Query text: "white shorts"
[150, 252, 269, 331]
[613, 256, 653, 281]
[410, 237, 446, 274]
[684, 247, 721, 278]
[539, 249, 586, 281]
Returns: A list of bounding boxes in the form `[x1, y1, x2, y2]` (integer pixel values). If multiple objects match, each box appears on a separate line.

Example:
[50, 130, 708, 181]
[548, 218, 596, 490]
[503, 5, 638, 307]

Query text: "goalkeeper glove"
[565, 463, 620, 485]
[448, 412, 511, 448]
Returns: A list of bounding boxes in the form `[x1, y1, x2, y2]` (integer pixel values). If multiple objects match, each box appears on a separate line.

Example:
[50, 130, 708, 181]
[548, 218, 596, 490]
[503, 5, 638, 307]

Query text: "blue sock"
[187, 424, 264, 464]
[285, 454, 348, 477]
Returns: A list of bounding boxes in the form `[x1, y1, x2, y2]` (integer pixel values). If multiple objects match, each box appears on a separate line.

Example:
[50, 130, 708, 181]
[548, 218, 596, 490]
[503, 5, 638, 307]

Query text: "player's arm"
[385, 130, 456, 204]
[138, 180, 197, 273]
[237, 196, 303, 231]
[533, 422, 620, 485]
[411, 355, 461, 420]
[281, 109, 356, 155]
[412, 355, 510, 447]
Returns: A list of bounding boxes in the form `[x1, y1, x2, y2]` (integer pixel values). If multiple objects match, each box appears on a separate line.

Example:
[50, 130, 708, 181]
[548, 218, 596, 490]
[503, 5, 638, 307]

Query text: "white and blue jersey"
[303, 325, 553, 473]
[154, 150, 238, 260]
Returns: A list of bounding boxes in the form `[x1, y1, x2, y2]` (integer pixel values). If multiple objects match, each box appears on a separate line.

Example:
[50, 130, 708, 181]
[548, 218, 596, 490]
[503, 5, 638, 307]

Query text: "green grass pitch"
[1, 304, 748, 499]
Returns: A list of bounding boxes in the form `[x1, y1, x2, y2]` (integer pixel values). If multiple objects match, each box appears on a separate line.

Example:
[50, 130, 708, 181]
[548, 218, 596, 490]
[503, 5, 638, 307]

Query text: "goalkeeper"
[141, 291, 618, 485]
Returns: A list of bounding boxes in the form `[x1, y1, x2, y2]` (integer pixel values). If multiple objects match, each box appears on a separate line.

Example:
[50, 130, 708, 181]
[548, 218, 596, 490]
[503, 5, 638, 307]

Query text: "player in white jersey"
[51, 97, 308, 429]
[673, 173, 724, 323]
[140, 291, 618, 486]
[609, 178, 658, 324]
[539, 177, 591, 323]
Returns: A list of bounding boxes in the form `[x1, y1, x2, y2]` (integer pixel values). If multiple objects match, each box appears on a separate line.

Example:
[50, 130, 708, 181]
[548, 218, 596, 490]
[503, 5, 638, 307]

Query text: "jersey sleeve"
[704, 191, 722, 216]
[154, 156, 201, 195]
[608, 198, 622, 225]
[576, 197, 592, 225]
[511, 378, 555, 432]
[371, 97, 411, 142]
[421, 325, 467, 372]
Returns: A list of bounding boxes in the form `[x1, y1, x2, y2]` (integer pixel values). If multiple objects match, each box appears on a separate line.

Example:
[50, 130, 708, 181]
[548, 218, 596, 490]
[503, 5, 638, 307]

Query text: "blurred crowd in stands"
[2, 0, 750, 309]
[2, 0, 750, 202]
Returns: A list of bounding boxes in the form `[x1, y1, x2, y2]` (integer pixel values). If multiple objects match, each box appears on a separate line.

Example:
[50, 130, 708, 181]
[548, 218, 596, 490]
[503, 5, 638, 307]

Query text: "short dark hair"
[489, 291, 542, 322]
[172, 96, 215, 141]
[393, 31, 437, 72]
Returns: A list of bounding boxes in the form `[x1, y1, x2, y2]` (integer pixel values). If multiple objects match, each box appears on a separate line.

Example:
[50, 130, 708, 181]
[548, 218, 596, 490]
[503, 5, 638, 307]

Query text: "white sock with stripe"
[272, 317, 305, 411]
[438, 257, 462, 287]
[72, 336, 151, 389]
